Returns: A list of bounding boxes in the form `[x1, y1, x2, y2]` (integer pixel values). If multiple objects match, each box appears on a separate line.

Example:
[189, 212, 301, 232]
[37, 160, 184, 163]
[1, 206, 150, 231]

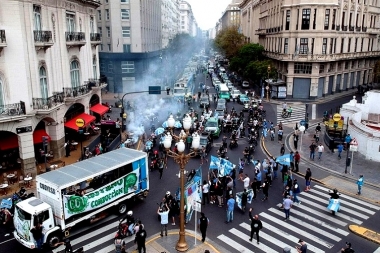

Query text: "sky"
[185, 0, 232, 30]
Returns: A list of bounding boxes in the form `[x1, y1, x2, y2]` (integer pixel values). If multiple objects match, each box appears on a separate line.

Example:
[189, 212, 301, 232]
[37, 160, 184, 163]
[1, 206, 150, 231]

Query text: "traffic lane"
[0, 233, 34, 253]
[316, 94, 362, 119]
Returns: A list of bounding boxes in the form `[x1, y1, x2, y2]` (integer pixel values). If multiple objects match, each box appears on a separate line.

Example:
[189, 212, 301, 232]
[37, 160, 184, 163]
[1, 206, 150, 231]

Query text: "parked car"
[204, 117, 221, 138]
[215, 103, 226, 120]
[226, 81, 234, 91]
[199, 95, 210, 108]
[242, 81, 250, 88]
[231, 89, 242, 100]
[217, 98, 227, 106]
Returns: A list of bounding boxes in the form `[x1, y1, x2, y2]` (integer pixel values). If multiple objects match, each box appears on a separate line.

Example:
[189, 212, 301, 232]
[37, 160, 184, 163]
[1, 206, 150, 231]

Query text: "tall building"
[221, 0, 242, 30]
[0, 0, 104, 175]
[252, 0, 380, 99]
[239, 0, 261, 43]
[97, 0, 162, 93]
[162, 0, 180, 48]
[179, 1, 196, 36]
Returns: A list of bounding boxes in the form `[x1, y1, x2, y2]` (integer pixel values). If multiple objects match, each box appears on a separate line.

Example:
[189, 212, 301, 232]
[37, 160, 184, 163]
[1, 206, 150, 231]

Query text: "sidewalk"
[125, 230, 230, 253]
[261, 119, 380, 204]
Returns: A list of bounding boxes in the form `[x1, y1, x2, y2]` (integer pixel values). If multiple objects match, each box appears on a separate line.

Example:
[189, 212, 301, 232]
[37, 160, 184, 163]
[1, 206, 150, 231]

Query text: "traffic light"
[42, 136, 48, 147]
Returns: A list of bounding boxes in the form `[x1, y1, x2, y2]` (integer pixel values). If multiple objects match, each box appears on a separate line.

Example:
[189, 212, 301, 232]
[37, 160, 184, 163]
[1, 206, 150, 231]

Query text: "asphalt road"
[1, 72, 379, 253]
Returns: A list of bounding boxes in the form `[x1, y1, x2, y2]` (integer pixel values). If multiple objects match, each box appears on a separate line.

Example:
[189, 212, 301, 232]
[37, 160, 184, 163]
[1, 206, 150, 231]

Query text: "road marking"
[309, 188, 375, 215]
[268, 208, 341, 241]
[259, 212, 334, 248]
[275, 204, 349, 236]
[229, 228, 278, 253]
[373, 247, 380, 253]
[93, 236, 134, 253]
[314, 185, 380, 210]
[297, 196, 363, 224]
[217, 234, 255, 253]
[299, 192, 369, 220]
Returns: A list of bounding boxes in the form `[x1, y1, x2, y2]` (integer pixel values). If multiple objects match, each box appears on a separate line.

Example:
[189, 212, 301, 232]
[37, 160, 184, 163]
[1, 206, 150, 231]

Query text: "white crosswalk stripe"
[216, 184, 380, 253]
[276, 104, 306, 124]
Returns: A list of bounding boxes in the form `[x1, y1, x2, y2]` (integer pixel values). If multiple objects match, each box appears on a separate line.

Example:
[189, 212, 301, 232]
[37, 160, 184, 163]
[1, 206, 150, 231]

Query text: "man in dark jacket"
[248, 208, 263, 244]
[198, 212, 209, 242]
[134, 225, 147, 253]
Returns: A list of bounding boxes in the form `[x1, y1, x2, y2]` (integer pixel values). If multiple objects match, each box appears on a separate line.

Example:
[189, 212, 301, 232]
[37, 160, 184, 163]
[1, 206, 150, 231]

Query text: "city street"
[1, 72, 379, 253]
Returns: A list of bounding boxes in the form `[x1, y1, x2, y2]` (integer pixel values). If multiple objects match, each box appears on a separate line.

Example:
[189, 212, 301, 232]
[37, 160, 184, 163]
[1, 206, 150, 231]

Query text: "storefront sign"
[63, 170, 139, 219]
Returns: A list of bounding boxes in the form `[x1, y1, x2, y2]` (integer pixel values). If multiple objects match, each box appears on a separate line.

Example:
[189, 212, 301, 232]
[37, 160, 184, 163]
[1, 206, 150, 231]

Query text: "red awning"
[90, 103, 109, 116]
[0, 134, 18, 150]
[64, 113, 96, 131]
[33, 129, 51, 144]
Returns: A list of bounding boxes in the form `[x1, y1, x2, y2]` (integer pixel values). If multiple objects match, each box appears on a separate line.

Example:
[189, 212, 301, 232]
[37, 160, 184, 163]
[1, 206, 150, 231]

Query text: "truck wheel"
[47, 233, 61, 248]
[117, 203, 127, 215]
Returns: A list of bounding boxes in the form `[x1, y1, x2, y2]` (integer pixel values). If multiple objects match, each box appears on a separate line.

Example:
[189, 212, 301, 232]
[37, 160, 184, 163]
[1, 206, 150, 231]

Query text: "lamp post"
[163, 114, 200, 252]
[298, 125, 306, 152]
[267, 65, 271, 101]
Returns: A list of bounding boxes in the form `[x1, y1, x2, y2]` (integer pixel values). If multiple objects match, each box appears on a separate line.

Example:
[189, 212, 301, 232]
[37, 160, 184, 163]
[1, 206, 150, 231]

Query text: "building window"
[345, 61, 349, 70]
[70, 60, 80, 88]
[342, 12, 346, 26]
[108, 62, 113, 73]
[285, 10, 290, 30]
[348, 38, 351, 52]
[0, 77, 4, 107]
[93, 56, 97, 79]
[121, 0, 130, 3]
[90, 16, 94, 33]
[66, 13, 75, 32]
[332, 9, 336, 29]
[106, 27, 110, 37]
[329, 38, 333, 54]
[301, 9, 310, 30]
[322, 38, 327, 54]
[121, 9, 130, 20]
[294, 63, 312, 74]
[33, 5, 42, 31]
[105, 9, 110, 20]
[100, 62, 106, 72]
[122, 27, 130, 37]
[121, 61, 135, 73]
[123, 44, 131, 52]
[313, 9, 317, 29]
[334, 38, 337, 53]
[299, 38, 308, 54]
[98, 10, 101, 21]
[361, 38, 364, 51]
[100, 44, 103, 51]
[351, 60, 355, 68]
[319, 64, 325, 73]
[341, 38, 344, 53]
[324, 9, 330, 30]
[107, 44, 111, 51]
[39, 66, 48, 99]
[98, 27, 102, 37]
[284, 38, 288, 53]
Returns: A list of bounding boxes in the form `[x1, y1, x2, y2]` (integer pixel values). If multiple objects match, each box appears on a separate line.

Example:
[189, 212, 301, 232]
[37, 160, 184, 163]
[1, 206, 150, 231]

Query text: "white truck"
[13, 148, 149, 249]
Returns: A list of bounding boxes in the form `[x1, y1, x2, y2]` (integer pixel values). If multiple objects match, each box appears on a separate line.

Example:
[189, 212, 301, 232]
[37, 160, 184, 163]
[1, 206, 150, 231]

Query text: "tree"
[229, 43, 265, 71]
[214, 26, 245, 59]
[244, 60, 277, 83]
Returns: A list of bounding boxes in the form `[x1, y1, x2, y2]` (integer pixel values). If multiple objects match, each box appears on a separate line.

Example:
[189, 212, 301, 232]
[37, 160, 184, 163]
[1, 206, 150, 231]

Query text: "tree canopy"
[244, 59, 277, 83]
[214, 26, 245, 59]
[229, 43, 265, 72]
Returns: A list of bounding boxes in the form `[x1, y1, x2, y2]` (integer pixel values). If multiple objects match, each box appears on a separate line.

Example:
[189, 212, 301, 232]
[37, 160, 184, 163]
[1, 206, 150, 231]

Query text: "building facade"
[97, 0, 162, 93]
[0, 0, 104, 175]
[221, 0, 242, 30]
[162, 0, 180, 48]
[239, 0, 261, 43]
[253, 0, 380, 99]
[179, 1, 196, 36]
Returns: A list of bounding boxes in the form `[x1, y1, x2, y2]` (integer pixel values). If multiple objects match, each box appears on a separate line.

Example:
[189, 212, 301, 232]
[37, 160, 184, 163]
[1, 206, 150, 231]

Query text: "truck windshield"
[16, 206, 32, 221]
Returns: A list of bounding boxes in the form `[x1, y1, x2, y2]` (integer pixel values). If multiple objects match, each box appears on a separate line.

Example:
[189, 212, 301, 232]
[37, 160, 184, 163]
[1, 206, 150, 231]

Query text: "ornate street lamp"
[162, 115, 200, 252]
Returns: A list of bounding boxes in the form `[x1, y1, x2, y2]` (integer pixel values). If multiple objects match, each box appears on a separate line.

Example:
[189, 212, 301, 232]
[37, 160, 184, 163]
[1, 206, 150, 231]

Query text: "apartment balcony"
[86, 79, 108, 91]
[356, 26, 361, 32]
[264, 50, 380, 62]
[255, 28, 266, 35]
[342, 26, 348, 31]
[34, 30, 54, 52]
[32, 92, 64, 114]
[0, 30, 6, 54]
[65, 32, 86, 50]
[63, 84, 92, 104]
[367, 27, 380, 35]
[90, 33, 101, 46]
[336, 25, 340, 31]
[349, 26, 355, 31]
[0, 102, 26, 123]
[362, 27, 367, 32]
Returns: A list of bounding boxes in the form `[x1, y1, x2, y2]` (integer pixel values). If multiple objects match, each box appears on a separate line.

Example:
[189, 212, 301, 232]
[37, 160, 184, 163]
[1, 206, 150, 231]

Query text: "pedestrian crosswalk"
[217, 184, 380, 253]
[276, 104, 306, 124]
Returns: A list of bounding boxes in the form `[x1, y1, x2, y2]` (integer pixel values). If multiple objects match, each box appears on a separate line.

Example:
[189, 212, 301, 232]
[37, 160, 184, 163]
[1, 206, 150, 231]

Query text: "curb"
[348, 225, 380, 245]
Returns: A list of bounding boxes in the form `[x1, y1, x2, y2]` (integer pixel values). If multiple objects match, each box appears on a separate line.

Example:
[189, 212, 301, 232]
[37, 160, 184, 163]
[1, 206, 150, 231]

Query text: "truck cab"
[13, 197, 59, 249]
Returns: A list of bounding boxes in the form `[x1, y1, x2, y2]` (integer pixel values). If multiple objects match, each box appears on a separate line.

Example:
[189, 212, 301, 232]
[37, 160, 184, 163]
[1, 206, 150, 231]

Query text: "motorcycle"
[327, 189, 341, 215]
[229, 139, 238, 149]
[115, 218, 137, 238]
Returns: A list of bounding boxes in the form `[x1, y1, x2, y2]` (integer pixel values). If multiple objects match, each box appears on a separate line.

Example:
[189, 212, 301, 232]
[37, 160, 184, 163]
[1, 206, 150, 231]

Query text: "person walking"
[283, 195, 293, 221]
[30, 223, 44, 250]
[64, 140, 71, 157]
[305, 168, 312, 191]
[292, 179, 301, 204]
[261, 178, 269, 201]
[280, 144, 285, 156]
[114, 235, 125, 253]
[248, 208, 263, 244]
[200, 147, 208, 165]
[157, 204, 169, 236]
[134, 225, 147, 253]
[225, 194, 235, 223]
[294, 151, 301, 172]
[158, 159, 164, 179]
[296, 239, 308, 253]
[317, 143, 324, 160]
[241, 174, 250, 190]
[293, 133, 299, 150]
[356, 175, 364, 195]
[198, 212, 209, 242]
[202, 180, 209, 205]
[309, 142, 316, 160]
[337, 143, 344, 159]
[241, 189, 248, 213]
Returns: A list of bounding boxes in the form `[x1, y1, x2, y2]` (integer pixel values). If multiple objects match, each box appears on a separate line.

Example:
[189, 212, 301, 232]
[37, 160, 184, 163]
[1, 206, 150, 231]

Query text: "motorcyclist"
[231, 130, 237, 141]
[329, 189, 340, 199]
[243, 147, 250, 162]
[121, 211, 135, 236]
[341, 242, 355, 253]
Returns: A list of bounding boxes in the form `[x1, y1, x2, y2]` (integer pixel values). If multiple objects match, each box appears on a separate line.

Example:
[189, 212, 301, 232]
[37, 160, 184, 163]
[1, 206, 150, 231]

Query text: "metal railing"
[0, 30, 6, 43]
[65, 32, 85, 42]
[362, 27, 367, 32]
[90, 33, 101, 41]
[0, 102, 25, 117]
[356, 26, 361, 32]
[63, 84, 91, 98]
[34, 30, 53, 43]
[32, 92, 64, 110]
[349, 26, 355, 31]
[342, 25, 348, 31]
[336, 25, 340, 31]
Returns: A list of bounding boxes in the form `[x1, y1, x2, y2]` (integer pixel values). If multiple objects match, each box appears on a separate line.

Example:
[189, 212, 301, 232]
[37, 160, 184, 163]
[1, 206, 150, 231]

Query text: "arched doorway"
[0, 131, 20, 171]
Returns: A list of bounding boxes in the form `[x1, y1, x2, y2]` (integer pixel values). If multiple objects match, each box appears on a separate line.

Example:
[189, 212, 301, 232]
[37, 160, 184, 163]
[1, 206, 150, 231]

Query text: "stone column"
[18, 132, 36, 176]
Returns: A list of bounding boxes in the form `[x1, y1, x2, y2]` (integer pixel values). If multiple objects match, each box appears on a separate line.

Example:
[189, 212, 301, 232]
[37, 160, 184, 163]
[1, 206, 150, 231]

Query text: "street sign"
[148, 86, 161, 94]
[333, 113, 341, 121]
[350, 138, 358, 152]
[75, 118, 85, 128]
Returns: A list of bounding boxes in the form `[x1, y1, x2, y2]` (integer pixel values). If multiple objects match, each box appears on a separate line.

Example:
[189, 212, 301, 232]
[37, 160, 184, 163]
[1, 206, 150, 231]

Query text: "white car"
[230, 89, 242, 99]
[213, 80, 221, 88]
[226, 82, 234, 91]
[242, 81, 250, 88]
